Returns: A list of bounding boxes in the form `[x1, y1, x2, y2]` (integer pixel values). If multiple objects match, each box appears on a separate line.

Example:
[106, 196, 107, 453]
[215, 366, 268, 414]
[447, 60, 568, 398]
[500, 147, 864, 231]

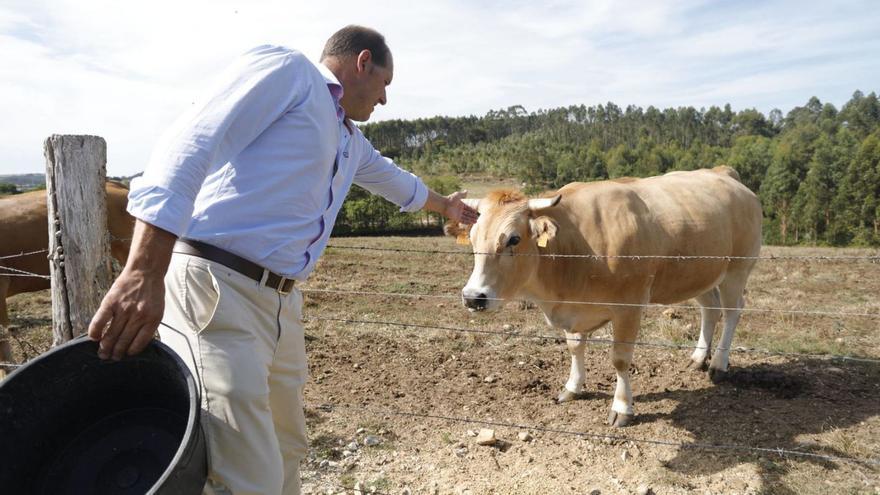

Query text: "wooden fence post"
[44, 135, 113, 345]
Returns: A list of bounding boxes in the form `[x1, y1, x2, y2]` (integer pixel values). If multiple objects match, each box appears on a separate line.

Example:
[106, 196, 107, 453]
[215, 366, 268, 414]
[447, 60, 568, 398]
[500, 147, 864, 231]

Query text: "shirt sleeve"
[351, 128, 428, 212]
[127, 45, 306, 236]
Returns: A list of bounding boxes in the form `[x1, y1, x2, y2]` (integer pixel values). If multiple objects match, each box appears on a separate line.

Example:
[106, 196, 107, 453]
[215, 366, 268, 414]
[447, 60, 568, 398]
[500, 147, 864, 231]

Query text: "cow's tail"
[712, 165, 742, 182]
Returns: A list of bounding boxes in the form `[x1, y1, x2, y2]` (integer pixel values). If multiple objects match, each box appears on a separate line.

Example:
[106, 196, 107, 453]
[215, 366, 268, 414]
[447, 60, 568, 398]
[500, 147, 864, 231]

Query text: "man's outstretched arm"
[88, 220, 176, 360]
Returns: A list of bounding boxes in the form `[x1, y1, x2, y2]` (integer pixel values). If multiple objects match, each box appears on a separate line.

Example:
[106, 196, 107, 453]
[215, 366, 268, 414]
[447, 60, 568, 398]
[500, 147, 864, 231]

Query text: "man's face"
[342, 52, 393, 122]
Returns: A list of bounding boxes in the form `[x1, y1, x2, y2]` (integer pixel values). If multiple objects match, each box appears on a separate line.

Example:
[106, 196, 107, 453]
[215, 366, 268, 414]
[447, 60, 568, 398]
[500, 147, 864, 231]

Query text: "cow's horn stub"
[462, 198, 481, 212]
[527, 195, 561, 210]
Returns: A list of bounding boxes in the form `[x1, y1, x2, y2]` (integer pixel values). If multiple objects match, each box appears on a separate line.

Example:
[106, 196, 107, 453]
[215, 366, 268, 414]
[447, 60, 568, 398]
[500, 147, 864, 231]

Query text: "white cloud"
[1, 0, 878, 176]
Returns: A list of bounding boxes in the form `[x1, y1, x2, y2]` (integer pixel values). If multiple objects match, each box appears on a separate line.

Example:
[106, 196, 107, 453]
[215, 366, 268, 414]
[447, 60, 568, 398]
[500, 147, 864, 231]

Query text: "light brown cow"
[451, 166, 762, 426]
[0, 181, 134, 377]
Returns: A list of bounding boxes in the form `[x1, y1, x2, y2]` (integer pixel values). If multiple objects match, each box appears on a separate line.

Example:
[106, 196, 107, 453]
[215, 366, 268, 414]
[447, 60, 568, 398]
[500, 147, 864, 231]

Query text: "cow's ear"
[444, 220, 466, 237]
[529, 216, 558, 247]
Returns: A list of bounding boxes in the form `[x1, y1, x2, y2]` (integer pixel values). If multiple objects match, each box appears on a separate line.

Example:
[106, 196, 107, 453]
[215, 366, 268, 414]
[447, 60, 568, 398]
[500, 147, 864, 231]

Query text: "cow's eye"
[507, 235, 520, 247]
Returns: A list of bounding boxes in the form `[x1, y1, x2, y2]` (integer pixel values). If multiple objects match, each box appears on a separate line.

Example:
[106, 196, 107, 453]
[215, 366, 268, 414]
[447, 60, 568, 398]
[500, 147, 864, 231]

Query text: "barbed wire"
[310, 402, 880, 468]
[0, 236, 130, 264]
[303, 315, 880, 364]
[0, 248, 49, 260]
[0, 273, 50, 279]
[326, 244, 880, 262]
[0, 266, 51, 279]
[301, 288, 880, 319]
[3, 313, 874, 373]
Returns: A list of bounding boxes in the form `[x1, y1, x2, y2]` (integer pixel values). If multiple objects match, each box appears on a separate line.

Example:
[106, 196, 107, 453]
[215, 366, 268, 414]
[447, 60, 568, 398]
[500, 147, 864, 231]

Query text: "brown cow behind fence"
[0, 181, 134, 377]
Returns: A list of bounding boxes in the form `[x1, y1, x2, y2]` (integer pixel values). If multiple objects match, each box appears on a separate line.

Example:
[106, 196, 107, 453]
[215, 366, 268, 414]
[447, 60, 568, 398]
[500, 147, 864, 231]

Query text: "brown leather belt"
[173, 238, 295, 295]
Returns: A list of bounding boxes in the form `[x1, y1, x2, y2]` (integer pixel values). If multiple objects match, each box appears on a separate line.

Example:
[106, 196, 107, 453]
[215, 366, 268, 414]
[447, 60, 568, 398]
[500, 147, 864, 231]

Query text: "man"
[88, 26, 478, 494]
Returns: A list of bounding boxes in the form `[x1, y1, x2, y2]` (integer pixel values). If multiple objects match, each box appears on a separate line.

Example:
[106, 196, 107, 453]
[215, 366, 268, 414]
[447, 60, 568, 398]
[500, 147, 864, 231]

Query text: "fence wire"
[0, 248, 48, 260]
[0, 265, 51, 280]
[326, 244, 880, 262]
[310, 402, 880, 468]
[303, 315, 880, 364]
[301, 287, 880, 320]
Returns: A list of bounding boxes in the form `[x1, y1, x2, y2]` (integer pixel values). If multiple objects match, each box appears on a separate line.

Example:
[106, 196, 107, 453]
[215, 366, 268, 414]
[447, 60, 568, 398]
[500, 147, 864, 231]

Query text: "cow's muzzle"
[462, 290, 489, 311]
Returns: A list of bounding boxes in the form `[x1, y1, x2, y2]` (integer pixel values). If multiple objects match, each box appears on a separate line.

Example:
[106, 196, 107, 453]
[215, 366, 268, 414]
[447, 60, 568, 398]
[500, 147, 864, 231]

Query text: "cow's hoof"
[708, 367, 729, 383]
[687, 359, 709, 372]
[607, 410, 634, 427]
[556, 389, 578, 403]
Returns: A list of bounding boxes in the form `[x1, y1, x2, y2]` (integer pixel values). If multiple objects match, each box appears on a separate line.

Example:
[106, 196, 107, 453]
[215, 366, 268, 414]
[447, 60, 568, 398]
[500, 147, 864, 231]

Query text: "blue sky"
[1, 0, 878, 176]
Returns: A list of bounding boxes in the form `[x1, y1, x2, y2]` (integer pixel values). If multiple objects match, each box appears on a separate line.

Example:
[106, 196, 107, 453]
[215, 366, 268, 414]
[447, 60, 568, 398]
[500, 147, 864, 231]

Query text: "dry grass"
[303, 237, 880, 361]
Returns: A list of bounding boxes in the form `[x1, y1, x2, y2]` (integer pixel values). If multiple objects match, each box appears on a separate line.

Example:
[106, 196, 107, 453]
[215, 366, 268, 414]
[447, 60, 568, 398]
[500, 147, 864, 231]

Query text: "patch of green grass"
[310, 433, 343, 460]
[440, 431, 454, 444]
[738, 321, 853, 357]
[339, 474, 356, 489]
[368, 477, 392, 492]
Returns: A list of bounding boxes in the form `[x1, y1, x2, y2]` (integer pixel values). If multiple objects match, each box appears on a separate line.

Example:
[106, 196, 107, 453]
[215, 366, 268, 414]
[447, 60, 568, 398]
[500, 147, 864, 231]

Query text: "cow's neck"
[520, 234, 611, 332]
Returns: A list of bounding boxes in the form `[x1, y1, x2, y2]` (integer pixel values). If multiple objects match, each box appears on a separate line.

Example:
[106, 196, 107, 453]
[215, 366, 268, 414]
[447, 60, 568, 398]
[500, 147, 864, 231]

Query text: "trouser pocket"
[182, 257, 222, 333]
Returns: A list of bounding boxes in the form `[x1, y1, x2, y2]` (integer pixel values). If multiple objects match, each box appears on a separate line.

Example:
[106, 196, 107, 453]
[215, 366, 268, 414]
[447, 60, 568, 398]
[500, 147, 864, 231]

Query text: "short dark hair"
[321, 25, 391, 67]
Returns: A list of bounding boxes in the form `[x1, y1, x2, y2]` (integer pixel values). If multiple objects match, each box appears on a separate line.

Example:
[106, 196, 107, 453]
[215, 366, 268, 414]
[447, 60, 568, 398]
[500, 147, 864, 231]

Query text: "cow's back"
[549, 167, 761, 304]
[1, 182, 134, 296]
[0, 189, 49, 256]
[0, 190, 52, 294]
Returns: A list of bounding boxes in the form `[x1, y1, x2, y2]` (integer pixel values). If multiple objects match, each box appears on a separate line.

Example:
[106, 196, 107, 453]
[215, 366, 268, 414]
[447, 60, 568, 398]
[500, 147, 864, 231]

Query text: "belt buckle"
[276, 277, 292, 295]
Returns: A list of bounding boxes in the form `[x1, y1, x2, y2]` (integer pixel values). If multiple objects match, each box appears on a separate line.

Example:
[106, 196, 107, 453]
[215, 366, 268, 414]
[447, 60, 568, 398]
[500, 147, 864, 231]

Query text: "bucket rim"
[0, 336, 203, 493]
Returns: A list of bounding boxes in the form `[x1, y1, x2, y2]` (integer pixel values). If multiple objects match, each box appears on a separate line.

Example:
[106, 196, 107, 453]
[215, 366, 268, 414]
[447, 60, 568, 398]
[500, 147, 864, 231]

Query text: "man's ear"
[356, 49, 372, 73]
[529, 216, 558, 247]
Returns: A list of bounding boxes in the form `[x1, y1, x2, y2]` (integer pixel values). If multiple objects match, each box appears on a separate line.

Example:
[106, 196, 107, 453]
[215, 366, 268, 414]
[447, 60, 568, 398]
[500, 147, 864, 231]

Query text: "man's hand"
[423, 188, 478, 224]
[88, 268, 165, 360]
[88, 219, 177, 360]
[443, 190, 479, 225]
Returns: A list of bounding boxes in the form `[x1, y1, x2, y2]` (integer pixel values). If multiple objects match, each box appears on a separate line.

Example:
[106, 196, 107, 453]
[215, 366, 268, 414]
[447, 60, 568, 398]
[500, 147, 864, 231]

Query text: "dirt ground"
[4, 237, 880, 494]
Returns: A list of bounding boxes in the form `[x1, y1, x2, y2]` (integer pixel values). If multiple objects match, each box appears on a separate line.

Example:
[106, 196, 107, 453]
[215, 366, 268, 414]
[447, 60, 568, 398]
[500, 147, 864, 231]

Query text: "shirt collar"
[318, 62, 344, 100]
[317, 62, 352, 131]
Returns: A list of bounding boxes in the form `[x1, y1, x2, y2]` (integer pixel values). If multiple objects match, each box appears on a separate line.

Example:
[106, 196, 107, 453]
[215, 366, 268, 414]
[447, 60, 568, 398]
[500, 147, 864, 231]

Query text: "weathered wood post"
[44, 135, 114, 345]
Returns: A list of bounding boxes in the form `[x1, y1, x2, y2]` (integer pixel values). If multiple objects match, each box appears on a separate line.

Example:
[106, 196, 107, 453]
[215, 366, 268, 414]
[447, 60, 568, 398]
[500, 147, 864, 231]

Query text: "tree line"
[344, 90, 880, 246]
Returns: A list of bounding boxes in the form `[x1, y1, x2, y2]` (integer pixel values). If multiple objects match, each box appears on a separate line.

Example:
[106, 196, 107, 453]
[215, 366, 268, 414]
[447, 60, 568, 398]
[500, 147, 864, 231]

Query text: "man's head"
[321, 25, 393, 122]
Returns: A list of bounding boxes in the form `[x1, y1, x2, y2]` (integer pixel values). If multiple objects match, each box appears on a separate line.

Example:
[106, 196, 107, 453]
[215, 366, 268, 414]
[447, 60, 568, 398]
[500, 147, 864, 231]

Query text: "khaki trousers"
[159, 253, 308, 495]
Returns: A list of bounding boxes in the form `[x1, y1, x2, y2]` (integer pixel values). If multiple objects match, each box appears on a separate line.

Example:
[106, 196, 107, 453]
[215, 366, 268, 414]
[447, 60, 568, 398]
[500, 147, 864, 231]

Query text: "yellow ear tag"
[537, 233, 549, 248]
[456, 233, 470, 245]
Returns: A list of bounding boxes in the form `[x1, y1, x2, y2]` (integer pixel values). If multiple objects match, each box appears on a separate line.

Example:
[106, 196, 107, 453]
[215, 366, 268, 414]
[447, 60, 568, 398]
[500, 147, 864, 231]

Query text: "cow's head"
[448, 189, 561, 311]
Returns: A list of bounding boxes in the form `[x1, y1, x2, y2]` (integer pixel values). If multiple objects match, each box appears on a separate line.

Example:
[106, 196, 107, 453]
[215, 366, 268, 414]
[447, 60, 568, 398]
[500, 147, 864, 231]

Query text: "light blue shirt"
[127, 45, 428, 280]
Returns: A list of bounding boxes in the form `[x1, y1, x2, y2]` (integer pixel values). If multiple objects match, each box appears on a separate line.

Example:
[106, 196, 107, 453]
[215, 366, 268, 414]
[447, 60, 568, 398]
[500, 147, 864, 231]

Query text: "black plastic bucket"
[0, 337, 206, 494]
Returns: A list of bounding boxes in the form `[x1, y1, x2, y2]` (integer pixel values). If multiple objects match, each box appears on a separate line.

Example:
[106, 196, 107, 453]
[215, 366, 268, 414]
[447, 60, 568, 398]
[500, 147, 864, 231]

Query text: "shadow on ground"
[637, 359, 880, 494]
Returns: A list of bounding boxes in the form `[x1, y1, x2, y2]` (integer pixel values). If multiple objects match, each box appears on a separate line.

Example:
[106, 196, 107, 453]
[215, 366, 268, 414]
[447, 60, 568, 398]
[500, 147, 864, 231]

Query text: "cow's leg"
[689, 287, 721, 370]
[607, 310, 640, 427]
[0, 276, 11, 380]
[708, 268, 752, 382]
[557, 330, 586, 403]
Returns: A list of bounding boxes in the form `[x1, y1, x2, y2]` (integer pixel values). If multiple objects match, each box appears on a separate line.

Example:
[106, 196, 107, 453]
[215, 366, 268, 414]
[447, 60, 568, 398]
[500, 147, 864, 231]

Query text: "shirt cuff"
[125, 181, 195, 237]
[397, 177, 429, 213]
